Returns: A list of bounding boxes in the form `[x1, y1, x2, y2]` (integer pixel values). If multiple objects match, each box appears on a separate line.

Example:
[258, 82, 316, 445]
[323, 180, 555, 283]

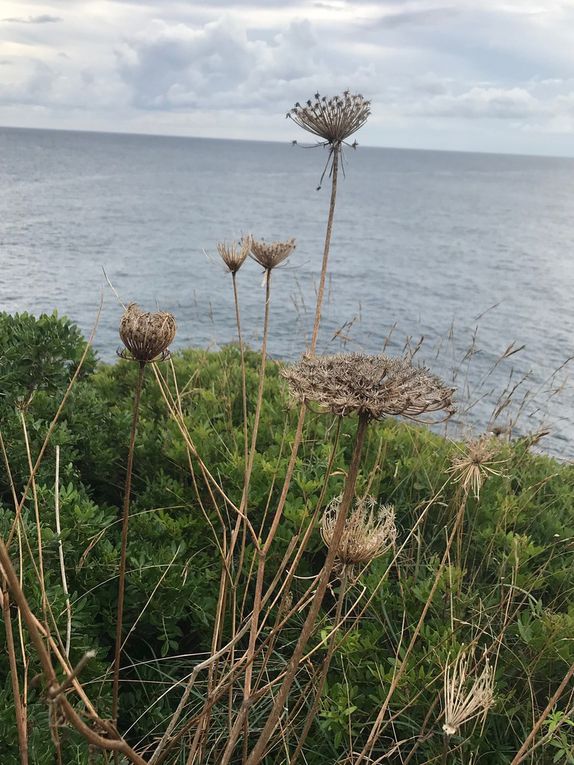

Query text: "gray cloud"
[3, 14, 62, 24]
[116, 17, 376, 111]
[375, 7, 458, 28]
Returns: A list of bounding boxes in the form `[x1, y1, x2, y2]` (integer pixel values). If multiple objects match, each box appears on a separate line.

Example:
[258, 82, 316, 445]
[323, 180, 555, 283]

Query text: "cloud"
[375, 7, 458, 29]
[116, 16, 376, 111]
[417, 85, 542, 120]
[3, 14, 61, 24]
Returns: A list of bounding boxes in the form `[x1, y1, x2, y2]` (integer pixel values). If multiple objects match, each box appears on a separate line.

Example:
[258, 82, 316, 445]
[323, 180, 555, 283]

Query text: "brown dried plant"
[250, 237, 296, 271]
[114, 302, 177, 731]
[287, 91, 371, 147]
[448, 435, 505, 499]
[321, 494, 396, 575]
[119, 303, 176, 364]
[217, 235, 251, 274]
[443, 647, 495, 737]
[282, 353, 455, 421]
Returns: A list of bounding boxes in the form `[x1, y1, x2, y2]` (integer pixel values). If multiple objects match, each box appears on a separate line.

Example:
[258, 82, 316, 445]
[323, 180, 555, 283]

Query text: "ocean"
[1, 126, 572, 458]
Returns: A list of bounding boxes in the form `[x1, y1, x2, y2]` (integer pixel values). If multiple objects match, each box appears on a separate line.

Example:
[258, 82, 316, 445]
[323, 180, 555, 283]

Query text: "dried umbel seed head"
[217, 235, 251, 274]
[287, 91, 371, 146]
[282, 353, 455, 422]
[250, 237, 296, 271]
[119, 303, 176, 363]
[321, 495, 396, 573]
[448, 436, 505, 500]
[443, 648, 495, 737]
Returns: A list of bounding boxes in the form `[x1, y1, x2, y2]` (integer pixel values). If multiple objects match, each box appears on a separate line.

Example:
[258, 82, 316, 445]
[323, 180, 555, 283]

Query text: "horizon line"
[1, 123, 573, 162]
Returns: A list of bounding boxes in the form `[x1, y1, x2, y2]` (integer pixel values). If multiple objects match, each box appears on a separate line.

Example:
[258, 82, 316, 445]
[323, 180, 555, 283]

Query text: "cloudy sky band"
[0, 0, 573, 156]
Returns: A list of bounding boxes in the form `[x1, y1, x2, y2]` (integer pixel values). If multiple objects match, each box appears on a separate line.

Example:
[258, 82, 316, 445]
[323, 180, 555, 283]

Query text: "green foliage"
[0, 313, 573, 763]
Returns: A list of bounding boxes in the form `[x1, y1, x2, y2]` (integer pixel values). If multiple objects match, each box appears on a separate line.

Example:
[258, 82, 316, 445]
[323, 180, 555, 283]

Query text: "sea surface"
[1, 126, 573, 459]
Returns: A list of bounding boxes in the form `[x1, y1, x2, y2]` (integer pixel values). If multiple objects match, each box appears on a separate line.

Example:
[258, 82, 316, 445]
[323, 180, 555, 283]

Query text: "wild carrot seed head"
[282, 353, 455, 421]
[118, 303, 176, 363]
[287, 91, 371, 146]
[250, 237, 296, 271]
[217, 235, 251, 274]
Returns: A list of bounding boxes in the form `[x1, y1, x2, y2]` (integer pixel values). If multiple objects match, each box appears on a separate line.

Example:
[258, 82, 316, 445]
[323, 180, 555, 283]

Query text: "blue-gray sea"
[1, 126, 573, 459]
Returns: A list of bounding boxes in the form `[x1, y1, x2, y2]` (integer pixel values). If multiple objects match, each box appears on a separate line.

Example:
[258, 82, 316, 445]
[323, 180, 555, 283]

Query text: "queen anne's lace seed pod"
[321, 495, 396, 575]
[217, 235, 251, 274]
[119, 303, 176, 363]
[287, 91, 371, 146]
[282, 353, 454, 421]
[250, 238, 296, 271]
[443, 648, 495, 736]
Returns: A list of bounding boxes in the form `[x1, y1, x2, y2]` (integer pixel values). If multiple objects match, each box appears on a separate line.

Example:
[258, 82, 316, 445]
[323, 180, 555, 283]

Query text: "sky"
[1, 0, 574, 156]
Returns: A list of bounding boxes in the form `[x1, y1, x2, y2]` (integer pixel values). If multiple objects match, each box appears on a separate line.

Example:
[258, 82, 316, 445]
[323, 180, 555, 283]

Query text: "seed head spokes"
[443, 647, 495, 737]
[321, 495, 396, 578]
[250, 237, 296, 271]
[217, 235, 252, 274]
[287, 91, 371, 147]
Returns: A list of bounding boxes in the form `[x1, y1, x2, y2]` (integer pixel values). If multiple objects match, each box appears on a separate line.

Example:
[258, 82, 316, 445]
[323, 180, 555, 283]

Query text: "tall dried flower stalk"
[245, 411, 371, 765]
[288, 92, 370, 352]
[443, 648, 495, 737]
[291, 495, 396, 764]
[112, 304, 176, 731]
[219, 236, 296, 753]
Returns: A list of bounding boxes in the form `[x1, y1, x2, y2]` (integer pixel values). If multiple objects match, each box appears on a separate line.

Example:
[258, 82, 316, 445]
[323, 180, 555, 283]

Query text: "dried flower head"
[119, 303, 176, 363]
[287, 91, 371, 146]
[250, 237, 296, 271]
[321, 495, 396, 574]
[443, 648, 495, 737]
[282, 353, 454, 421]
[448, 436, 505, 499]
[217, 235, 251, 274]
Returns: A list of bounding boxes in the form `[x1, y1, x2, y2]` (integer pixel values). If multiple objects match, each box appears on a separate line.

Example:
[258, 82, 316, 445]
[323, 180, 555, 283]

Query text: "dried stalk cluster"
[287, 91, 371, 146]
[282, 353, 455, 421]
[119, 303, 176, 363]
[443, 648, 495, 736]
[321, 495, 396, 573]
[448, 435, 504, 499]
[250, 237, 296, 271]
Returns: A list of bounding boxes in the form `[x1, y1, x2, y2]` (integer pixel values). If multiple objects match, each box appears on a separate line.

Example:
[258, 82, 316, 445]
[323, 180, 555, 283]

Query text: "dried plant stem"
[510, 660, 574, 764]
[310, 145, 339, 353]
[0, 540, 148, 765]
[54, 445, 72, 658]
[355, 486, 470, 765]
[2, 586, 28, 765]
[245, 413, 369, 765]
[242, 270, 272, 694]
[232, 270, 249, 496]
[112, 362, 146, 729]
[20, 410, 49, 623]
[290, 568, 349, 765]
